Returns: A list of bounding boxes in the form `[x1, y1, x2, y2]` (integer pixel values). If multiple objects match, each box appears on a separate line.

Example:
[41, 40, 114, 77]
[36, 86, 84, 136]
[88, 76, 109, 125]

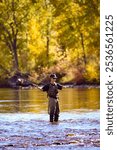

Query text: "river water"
[0, 87, 100, 150]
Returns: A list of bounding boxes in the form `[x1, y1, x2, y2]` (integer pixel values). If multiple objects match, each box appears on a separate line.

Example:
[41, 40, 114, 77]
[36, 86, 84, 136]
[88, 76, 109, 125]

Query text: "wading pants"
[48, 97, 60, 122]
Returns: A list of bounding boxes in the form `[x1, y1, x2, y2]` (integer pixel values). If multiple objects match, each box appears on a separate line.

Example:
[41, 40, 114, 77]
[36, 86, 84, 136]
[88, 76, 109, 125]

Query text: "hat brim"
[52, 77, 57, 79]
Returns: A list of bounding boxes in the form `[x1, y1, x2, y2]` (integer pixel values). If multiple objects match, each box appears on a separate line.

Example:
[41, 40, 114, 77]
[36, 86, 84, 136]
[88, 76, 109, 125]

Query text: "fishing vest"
[47, 83, 58, 98]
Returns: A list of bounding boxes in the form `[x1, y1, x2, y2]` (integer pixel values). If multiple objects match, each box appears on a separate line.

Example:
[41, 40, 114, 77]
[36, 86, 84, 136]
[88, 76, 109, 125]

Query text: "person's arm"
[42, 84, 49, 92]
[57, 83, 62, 90]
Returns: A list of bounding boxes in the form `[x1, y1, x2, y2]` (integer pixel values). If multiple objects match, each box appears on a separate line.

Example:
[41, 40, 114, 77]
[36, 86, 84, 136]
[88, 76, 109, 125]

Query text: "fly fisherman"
[42, 74, 62, 122]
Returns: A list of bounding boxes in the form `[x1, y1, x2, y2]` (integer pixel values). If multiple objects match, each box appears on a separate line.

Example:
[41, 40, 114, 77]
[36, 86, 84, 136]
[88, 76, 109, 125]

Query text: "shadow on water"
[0, 88, 99, 113]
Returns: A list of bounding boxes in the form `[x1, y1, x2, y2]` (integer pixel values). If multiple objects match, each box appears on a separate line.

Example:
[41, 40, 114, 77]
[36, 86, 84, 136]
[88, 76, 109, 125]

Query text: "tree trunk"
[45, 0, 51, 68]
[80, 32, 86, 67]
[11, 0, 19, 72]
[46, 21, 50, 67]
[12, 38, 19, 72]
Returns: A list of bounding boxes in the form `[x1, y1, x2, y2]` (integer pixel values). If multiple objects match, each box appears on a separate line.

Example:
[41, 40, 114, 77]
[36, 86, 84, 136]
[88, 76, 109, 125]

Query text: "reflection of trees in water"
[14, 90, 30, 113]
[77, 88, 100, 109]
[14, 90, 47, 113]
[0, 89, 21, 113]
[0, 88, 99, 113]
[13, 90, 20, 112]
[13, 90, 30, 112]
[11, 89, 47, 113]
[60, 88, 100, 111]
[0, 89, 30, 113]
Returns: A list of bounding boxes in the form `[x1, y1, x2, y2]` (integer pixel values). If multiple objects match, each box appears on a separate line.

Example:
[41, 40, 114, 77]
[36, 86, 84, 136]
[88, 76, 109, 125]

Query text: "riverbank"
[0, 111, 100, 150]
[0, 83, 100, 89]
[0, 74, 99, 89]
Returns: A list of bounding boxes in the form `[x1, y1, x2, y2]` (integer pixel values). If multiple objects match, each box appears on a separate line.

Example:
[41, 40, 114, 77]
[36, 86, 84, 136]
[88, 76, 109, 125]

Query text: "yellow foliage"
[84, 61, 100, 82]
[28, 18, 45, 56]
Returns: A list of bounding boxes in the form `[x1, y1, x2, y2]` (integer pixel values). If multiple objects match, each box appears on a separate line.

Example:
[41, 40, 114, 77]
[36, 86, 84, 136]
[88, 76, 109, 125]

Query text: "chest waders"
[47, 84, 60, 122]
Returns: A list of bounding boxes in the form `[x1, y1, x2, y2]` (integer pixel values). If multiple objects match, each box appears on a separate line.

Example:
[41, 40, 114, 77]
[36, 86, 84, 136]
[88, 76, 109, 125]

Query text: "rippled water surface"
[0, 88, 99, 113]
[0, 88, 100, 150]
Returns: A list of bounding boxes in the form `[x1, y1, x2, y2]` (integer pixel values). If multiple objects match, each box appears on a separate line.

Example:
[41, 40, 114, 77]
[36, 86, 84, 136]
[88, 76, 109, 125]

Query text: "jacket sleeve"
[42, 84, 49, 92]
[57, 83, 62, 90]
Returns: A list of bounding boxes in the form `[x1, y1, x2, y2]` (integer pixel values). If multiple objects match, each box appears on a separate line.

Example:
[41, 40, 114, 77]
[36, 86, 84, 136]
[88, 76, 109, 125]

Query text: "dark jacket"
[42, 83, 62, 99]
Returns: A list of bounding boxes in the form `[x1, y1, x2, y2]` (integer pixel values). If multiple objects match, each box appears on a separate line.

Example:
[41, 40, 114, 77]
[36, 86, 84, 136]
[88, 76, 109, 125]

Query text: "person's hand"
[37, 86, 42, 90]
[63, 85, 67, 88]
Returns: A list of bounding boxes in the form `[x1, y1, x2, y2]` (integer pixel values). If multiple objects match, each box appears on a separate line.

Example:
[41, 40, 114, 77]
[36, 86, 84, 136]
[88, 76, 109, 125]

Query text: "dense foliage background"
[0, 0, 100, 85]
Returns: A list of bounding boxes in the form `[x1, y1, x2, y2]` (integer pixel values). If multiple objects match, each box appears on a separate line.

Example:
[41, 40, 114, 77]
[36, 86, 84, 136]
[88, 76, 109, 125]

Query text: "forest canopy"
[0, 0, 100, 85]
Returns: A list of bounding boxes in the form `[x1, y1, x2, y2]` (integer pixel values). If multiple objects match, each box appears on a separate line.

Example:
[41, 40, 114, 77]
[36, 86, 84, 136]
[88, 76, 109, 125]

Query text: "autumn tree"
[0, 0, 31, 73]
[0, 0, 100, 84]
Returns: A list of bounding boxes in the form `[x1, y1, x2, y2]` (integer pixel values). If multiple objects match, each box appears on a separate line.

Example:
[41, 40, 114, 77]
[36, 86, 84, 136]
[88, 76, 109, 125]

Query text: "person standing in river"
[42, 74, 62, 122]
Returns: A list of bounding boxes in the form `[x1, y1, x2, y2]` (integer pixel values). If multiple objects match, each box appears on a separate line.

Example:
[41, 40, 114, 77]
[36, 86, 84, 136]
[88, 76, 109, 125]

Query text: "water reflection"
[0, 88, 100, 113]
[60, 88, 100, 111]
